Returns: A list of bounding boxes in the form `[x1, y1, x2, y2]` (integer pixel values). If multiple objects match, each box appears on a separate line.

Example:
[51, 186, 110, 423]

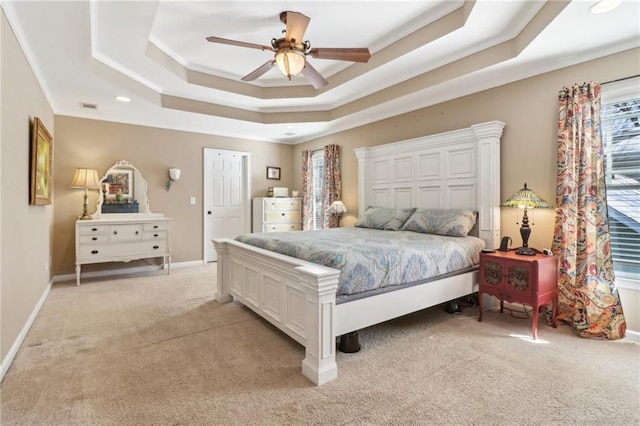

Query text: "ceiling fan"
[206, 11, 371, 89]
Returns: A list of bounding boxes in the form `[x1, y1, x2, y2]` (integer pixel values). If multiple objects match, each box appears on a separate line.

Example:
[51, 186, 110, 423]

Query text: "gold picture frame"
[29, 117, 53, 205]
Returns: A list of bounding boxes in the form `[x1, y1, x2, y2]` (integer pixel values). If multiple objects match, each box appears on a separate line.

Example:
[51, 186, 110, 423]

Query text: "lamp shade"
[275, 48, 305, 79]
[499, 183, 552, 209]
[327, 200, 348, 214]
[499, 183, 551, 256]
[70, 168, 100, 189]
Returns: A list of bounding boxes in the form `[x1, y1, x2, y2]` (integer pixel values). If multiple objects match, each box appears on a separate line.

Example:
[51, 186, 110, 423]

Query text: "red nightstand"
[478, 250, 558, 339]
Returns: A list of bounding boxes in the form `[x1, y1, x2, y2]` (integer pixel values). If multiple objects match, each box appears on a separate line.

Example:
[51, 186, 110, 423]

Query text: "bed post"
[213, 239, 233, 303]
[471, 121, 505, 250]
[298, 265, 339, 385]
[354, 147, 368, 217]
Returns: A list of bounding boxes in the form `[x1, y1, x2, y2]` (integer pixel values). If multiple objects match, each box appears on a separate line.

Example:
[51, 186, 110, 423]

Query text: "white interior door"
[204, 149, 250, 262]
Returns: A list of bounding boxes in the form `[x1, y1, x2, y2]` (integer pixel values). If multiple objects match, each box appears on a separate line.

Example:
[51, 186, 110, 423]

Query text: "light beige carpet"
[1, 264, 638, 425]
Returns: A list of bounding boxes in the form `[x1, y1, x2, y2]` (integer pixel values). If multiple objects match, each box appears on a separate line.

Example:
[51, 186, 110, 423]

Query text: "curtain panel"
[301, 150, 314, 230]
[552, 82, 626, 340]
[322, 144, 342, 228]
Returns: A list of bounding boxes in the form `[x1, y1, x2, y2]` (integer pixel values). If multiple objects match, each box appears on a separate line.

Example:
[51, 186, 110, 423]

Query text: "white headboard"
[354, 121, 505, 249]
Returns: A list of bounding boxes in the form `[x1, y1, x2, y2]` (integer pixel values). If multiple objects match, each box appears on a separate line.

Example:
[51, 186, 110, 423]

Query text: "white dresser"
[75, 216, 171, 285]
[253, 197, 302, 232]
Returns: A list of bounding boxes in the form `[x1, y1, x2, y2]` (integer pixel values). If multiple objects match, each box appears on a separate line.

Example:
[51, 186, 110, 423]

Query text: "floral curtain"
[552, 82, 626, 340]
[322, 144, 342, 228]
[301, 150, 314, 230]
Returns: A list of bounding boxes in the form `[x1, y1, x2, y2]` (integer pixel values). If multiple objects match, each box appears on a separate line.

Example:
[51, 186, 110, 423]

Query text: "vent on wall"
[80, 102, 98, 109]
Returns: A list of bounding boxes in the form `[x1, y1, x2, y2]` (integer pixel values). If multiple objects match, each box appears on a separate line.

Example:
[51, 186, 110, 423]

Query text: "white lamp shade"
[275, 48, 305, 79]
[327, 200, 348, 214]
[70, 168, 100, 189]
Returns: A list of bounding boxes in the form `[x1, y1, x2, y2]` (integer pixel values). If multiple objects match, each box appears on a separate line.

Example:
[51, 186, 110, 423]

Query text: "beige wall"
[292, 47, 640, 332]
[1, 10, 55, 363]
[53, 116, 294, 275]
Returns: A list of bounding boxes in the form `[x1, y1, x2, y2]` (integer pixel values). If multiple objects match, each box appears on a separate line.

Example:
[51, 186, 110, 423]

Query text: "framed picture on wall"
[266, 166, 281, 180]
[29, 117, 53, 205]
[106, 169, 133, 200]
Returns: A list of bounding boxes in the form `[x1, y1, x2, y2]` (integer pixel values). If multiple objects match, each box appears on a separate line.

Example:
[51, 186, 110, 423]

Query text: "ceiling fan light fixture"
[275, 48, 305, 80]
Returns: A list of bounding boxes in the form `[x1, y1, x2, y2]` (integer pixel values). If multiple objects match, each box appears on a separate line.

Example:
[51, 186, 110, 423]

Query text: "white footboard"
[213, 238, 341, 386]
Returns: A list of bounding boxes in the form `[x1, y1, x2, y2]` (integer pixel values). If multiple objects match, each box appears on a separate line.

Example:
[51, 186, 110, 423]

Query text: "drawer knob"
[91, 250, 99, 254]
[92, 237, 98, 241]
[154, 234, 158, 237]
[113, 230, 118, 235]
[153, 245, 159, 249]
[282, 213, 285, 216]
[91, 228, 98, 231]
[135, 231, 139, 235]
[154, 225, 159, 229]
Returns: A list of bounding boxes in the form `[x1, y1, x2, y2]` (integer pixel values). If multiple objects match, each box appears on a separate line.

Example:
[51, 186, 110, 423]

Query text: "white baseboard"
[53, 260, 206, 283]
[0, 278, 53, 383]
[622, 329, 640, 344]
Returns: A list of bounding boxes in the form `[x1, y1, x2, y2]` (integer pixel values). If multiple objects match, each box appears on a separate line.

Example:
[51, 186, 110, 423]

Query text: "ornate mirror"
[94, 160, 161, 216]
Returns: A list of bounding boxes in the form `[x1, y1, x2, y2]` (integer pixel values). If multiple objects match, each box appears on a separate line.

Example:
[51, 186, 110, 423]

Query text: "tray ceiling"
[4, 0, 639, 143]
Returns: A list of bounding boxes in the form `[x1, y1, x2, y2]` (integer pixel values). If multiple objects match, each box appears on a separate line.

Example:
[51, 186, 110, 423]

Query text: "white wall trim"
[52, 260, 205, 283]
[622, 329, 639, 344]
[0, 279, 53, 383]
[616, 276, 640, 291]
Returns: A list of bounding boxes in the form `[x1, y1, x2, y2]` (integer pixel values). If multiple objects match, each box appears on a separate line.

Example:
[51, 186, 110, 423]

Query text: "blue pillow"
[401, 209, 477, 237]
[355, 207, 416, 231]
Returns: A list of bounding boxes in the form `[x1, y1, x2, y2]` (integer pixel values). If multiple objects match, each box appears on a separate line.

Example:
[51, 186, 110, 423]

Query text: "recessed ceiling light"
[115, 96, 131, 102]
[590, 0, 621, 14]
[285, 125, 296, 129]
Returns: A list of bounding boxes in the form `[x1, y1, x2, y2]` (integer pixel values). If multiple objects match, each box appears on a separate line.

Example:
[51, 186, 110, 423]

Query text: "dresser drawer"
[110, 224, 143, 242]
[143, 222, 169, 231]
[79, 234, 109, 244]
[263, 199, 301, 211]
[79, 240, 168, 261]
[78, 225, 109, 235]
[264, 210, 301, 223]
[144, 230, 168, 241]
[263, 223, 301, 232]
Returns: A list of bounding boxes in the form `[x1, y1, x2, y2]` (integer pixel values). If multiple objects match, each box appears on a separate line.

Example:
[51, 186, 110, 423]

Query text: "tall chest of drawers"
[75, 216, 171, 285]
[253, 197, 302, 233]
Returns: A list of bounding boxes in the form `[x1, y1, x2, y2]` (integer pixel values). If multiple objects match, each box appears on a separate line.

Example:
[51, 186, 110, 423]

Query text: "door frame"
[203, 148, 251, 262]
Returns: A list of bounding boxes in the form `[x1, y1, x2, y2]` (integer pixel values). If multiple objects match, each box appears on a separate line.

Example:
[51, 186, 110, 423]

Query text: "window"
[311, 150, 325, 230]
[602, 77, 640, 279]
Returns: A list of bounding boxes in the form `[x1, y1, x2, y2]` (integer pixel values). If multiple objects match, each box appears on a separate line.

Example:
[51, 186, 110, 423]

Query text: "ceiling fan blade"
[241, 60, 276, 82]
[308, 47, 371, 63]
[284, 11, 310, 43]
[206, 36, 272, 51]
[301, 61, 328, 89]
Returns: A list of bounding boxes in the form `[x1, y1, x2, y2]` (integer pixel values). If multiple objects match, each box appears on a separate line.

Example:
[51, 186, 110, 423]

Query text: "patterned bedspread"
[235, 227, 485, 297]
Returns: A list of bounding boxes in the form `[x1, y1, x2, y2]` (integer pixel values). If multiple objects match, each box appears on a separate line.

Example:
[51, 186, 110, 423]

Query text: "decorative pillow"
[401, 209, 477, 237]
[355, 207, 416, 231]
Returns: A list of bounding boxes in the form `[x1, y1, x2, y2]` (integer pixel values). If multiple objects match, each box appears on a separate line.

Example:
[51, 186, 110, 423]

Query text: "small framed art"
[29, 117, 53, 205]
[105, 169, 133, 200]
[266, 166, 281, 180]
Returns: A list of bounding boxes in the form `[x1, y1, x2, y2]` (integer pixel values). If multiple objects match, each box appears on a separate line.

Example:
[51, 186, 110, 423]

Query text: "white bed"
[213, 121, 505, 385]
